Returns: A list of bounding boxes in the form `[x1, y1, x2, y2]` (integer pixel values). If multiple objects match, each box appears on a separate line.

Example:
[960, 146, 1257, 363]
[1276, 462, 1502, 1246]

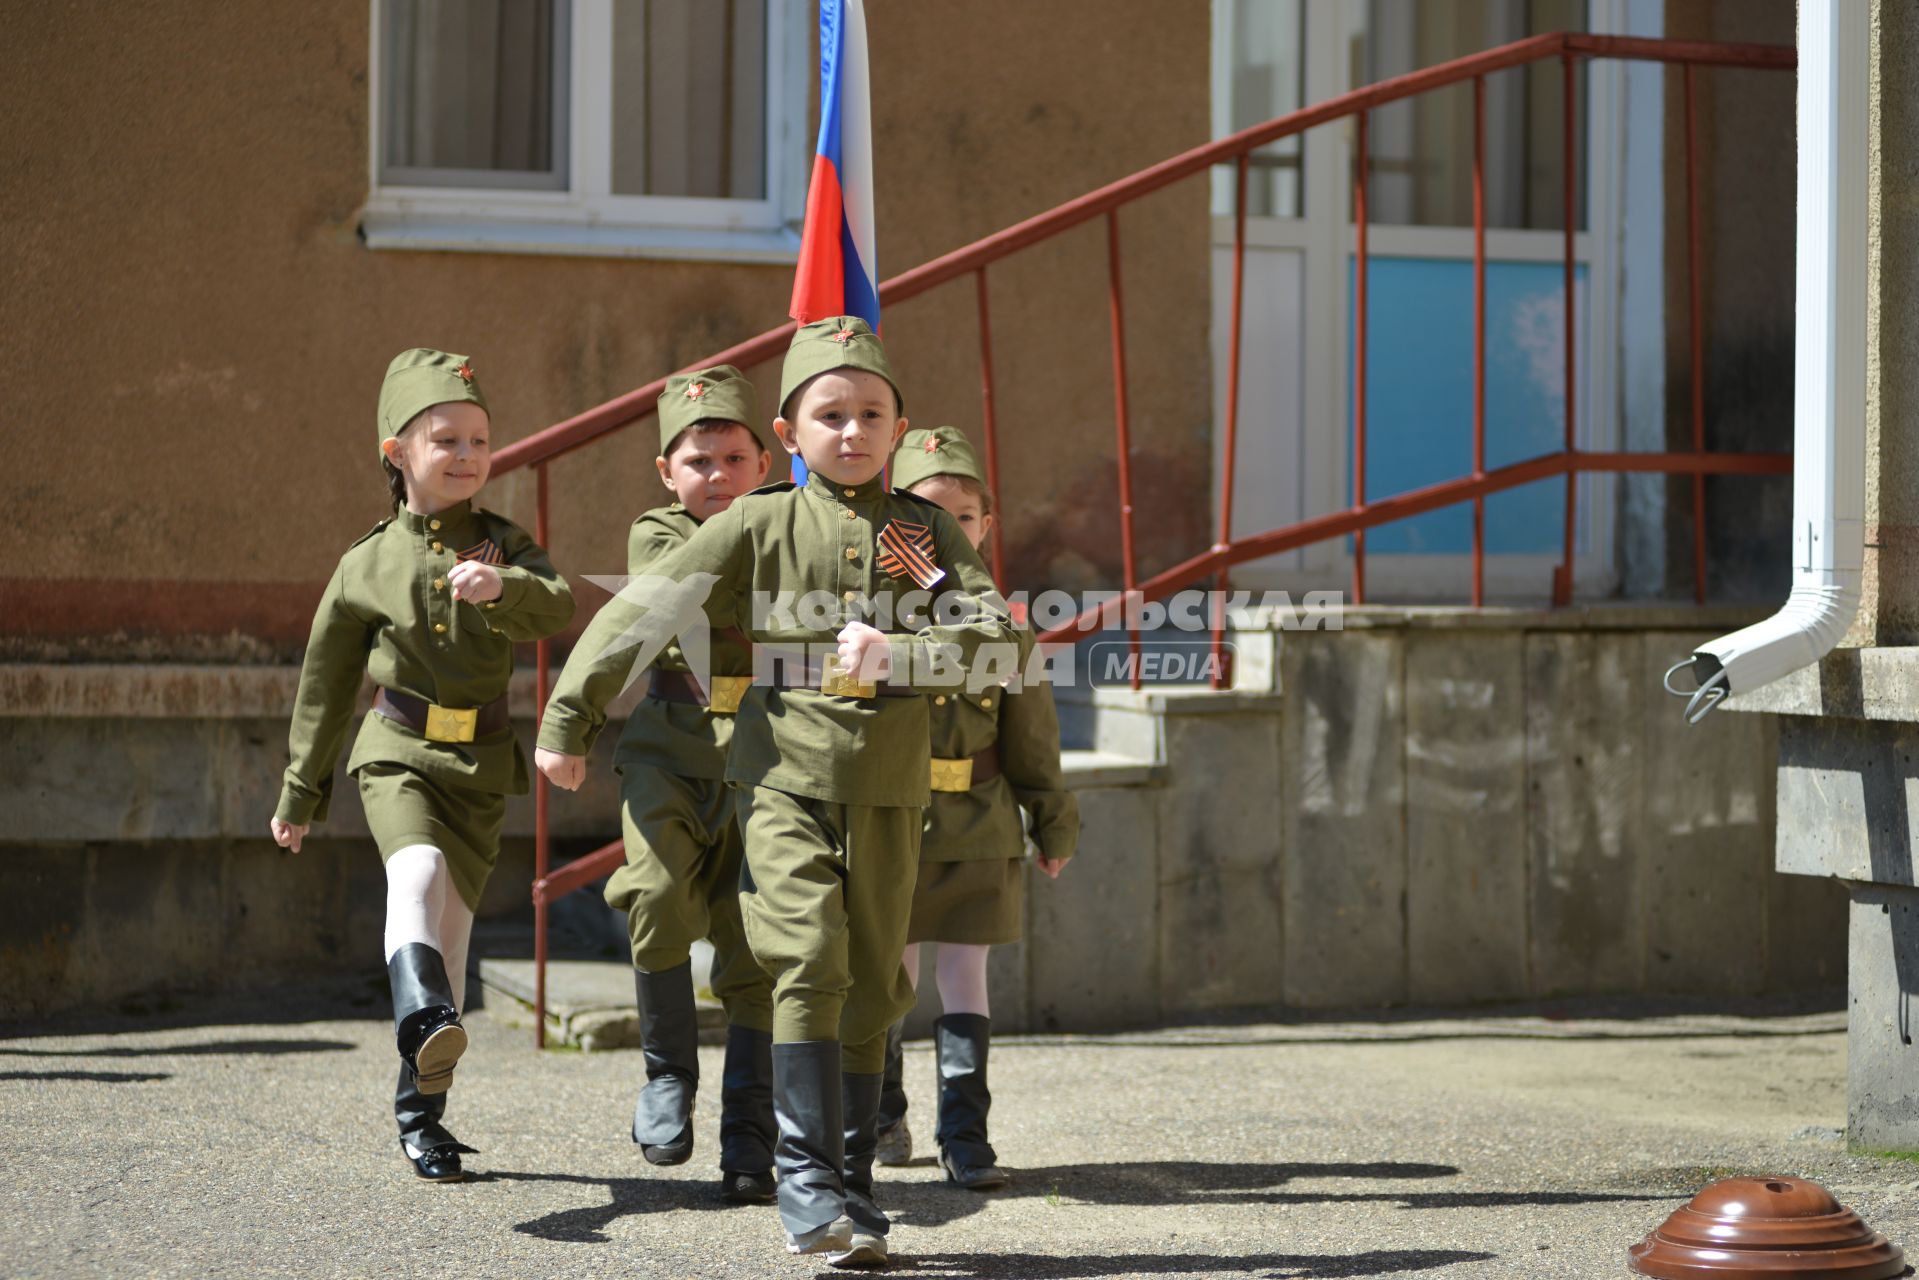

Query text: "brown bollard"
[1629, 1176, 1906, 1278]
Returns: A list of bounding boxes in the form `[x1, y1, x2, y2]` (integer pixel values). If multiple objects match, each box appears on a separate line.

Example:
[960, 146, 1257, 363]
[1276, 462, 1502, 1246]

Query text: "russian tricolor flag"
[790, 0, 878, 331]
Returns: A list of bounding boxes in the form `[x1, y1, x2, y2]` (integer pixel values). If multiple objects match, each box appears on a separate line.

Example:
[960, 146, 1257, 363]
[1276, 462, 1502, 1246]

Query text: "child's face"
[655, 423, 770, 521]
[383, 401, 491, 512]
[774, 369, 907, 486]
[909, 474, 992, 552]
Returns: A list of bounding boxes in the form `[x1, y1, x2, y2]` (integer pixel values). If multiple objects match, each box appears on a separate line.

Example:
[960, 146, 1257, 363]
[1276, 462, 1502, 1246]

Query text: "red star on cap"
[454, 361, 475, 383]
[685, 381, 707, 399]
[923, 436, 942, 453]
[831, 327, 856, 344]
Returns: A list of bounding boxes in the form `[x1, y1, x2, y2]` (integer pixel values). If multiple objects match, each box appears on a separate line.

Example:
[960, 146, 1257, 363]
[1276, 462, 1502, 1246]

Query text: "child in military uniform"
[539, 318, 1012, 1268]
[270, 349, 574, 1182]
[534, 365, 780, 1204]
[874, 426, 1079, 1192]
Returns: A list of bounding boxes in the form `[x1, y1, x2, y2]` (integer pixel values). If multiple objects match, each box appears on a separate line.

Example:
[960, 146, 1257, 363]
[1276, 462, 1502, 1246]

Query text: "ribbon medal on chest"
[877, 518, 945, 589]
[457, 538, 506, 566]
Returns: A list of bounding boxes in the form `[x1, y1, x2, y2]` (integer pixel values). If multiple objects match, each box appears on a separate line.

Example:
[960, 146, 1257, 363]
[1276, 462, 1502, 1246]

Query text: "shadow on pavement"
[0, 975, 392, 1039]
[993, 990, 1846, 1051]
[481, 1169, 742, 1241]
[885, 1161, 1663, 1228]
[0, 1038, 355, 1058]
[895, 1249, 1496, 1277]
[0, 1069, 170, 1083]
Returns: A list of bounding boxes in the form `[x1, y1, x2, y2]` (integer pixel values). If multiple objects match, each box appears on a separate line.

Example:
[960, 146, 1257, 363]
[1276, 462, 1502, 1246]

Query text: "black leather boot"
[718, 1024, 776, 1204]
[395, 1063, 477, 1182]
[632, 963, 700, 1165]
[838, 1068, 891, 1266]
[387, 943, 466, 1094]
[935, 1013, 1007, 1191]
[874, 1018, 912, 1166]
[773, 1040, 852, 1254]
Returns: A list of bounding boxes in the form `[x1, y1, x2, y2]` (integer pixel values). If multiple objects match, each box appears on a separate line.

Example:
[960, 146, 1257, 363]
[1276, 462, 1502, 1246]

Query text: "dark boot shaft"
[771, 1040, 847, 1237]
[633, 964, 701, 1155]
[841, 1069, 890, 1236]
[388, 943, 460, 1061]
[719, 1024, 776, 1174]
[935, 1013, 997, 1169]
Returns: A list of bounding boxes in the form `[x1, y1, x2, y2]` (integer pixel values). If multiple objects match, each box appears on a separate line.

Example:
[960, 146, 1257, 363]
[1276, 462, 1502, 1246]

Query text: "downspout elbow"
[1673, 567, 1861, 722]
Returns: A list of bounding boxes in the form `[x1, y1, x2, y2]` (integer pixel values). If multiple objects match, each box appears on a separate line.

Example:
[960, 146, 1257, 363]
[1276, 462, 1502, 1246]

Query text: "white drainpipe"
[1668, 0, 1868, 723]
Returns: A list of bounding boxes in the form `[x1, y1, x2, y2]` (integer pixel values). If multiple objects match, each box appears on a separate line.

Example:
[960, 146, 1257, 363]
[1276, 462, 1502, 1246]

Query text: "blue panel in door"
[1346, 257, 1587, 554]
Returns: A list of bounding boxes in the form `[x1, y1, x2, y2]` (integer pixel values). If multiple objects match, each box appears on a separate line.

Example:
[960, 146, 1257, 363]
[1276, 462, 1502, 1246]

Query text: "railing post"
[533, 462, 550, 1049]
[975, 267, 1007, 589]
[1684, 62, 1707, 603]
[1352, 110, 1370, 607]
[1106, 209, 1142, 690]
[1473, 76, 1488, 608]
[1555, 52, 1578, 608]
[1212, 152, 1250, 690]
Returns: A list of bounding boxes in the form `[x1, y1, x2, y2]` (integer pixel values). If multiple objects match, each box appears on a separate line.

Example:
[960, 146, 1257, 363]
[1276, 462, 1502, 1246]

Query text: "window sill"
[359, 210, 802, 265]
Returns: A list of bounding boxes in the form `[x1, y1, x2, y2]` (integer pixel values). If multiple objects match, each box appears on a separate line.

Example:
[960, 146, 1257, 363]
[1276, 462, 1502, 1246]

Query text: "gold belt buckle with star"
[706, 676, 752, 715]
[928, 756, 975, 792]
[424, 704, 479, 743]
[819, 655, 876, 700]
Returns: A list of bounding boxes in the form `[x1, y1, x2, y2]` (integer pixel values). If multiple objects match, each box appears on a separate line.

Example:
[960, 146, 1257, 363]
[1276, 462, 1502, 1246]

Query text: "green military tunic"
[910, 627, 1080, 944]
[277, 501, 575, 909]
[603, 504, 772, 1031]
[541, 470, 1014, 1071]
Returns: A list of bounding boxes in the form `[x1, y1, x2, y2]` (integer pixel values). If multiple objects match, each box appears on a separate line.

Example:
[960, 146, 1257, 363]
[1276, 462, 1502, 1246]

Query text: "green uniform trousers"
[605, 763, 773, 1033]
[733, 785, 919, 1074]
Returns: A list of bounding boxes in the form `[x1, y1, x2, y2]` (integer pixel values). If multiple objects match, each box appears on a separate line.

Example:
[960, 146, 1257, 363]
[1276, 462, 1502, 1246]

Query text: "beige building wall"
[1854, 0, 1919, 644]
[0, 0, 1211, 655]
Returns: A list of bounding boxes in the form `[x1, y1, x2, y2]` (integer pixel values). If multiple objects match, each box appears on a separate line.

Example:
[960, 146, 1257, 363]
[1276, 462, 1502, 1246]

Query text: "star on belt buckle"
[706, 676, 752, 715]
[819, 655, 876, 700]
[929, 756, 975, 792]
[424, 704, 479, 743]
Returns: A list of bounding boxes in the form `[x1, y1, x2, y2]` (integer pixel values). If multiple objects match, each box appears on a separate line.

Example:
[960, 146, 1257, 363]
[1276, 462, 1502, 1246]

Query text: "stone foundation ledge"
[1721, 644, 1919, 721]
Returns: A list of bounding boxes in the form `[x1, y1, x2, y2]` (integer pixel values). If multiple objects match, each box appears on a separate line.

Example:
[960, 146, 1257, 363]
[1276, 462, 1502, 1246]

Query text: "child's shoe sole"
[413, 1023, 467, 1095]
[829, 1233, 890, 1269]
[787, 1216, 855, 1256]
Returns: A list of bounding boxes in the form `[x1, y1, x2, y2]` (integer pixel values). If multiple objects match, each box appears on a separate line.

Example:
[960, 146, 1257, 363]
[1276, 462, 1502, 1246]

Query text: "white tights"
[900, 941, 991, 1017]
[383, 844, 476, 1011]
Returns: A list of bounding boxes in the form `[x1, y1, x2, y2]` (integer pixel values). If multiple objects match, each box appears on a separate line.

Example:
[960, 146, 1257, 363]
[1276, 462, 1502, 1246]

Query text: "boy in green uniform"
[271, 349, 575, 1182]
[539, 318, 1013, 1268]
[874, 426, 1079, 1190]
[535, 365, 779, 1204]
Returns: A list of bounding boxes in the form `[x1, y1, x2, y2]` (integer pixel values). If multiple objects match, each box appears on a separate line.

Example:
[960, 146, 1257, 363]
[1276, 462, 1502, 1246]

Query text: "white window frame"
[361, 0, 809, 262]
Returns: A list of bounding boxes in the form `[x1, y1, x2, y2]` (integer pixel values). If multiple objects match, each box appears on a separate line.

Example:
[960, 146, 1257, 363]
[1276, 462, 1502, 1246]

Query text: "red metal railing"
[493, 32, 1794, 1043]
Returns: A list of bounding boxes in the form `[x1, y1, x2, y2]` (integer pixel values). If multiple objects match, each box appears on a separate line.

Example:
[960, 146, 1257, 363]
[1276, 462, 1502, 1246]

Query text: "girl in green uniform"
[270, 349, 574, 1182]
[877, 426, 1079, 1190]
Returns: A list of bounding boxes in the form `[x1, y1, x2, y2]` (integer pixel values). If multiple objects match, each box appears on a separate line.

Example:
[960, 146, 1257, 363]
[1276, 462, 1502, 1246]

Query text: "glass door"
[1212, 0, 1627, 601]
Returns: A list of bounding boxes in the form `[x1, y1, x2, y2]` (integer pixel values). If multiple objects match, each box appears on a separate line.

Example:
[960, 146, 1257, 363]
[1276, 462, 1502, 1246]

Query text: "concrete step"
[474, 932, 725, 1051]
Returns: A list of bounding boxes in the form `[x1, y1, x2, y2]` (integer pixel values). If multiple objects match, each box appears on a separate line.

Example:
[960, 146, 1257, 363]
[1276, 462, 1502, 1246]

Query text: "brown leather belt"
[760, 650, 918, 699]
[930, 745, 1001, 792]
[373, 688, 510, 743]
[647, 669, 752, 714]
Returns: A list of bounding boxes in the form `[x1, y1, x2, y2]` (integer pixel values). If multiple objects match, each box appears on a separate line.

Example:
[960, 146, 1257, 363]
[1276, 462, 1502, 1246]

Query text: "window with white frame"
[362, 0, 806, 261]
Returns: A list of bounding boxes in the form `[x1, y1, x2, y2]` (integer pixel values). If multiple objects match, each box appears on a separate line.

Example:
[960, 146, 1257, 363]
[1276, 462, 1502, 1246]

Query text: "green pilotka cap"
[377, 348, 488, 456]
[659, 364, 763, 455]
[891, 425, 985, 493]
[778, 316, 903, 418]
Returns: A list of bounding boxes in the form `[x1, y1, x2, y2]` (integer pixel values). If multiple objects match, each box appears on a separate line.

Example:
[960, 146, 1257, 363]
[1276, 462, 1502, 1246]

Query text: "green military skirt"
[356, 762, 506, 913]
[906, 857, 1023, 946]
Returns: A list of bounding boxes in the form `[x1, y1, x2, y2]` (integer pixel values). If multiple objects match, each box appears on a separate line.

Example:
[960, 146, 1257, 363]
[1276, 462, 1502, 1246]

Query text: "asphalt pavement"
[4, 986, 1913, 1279]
